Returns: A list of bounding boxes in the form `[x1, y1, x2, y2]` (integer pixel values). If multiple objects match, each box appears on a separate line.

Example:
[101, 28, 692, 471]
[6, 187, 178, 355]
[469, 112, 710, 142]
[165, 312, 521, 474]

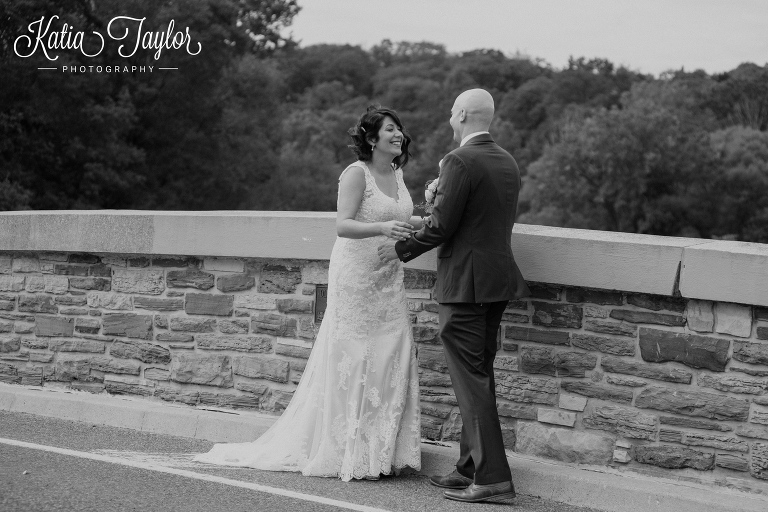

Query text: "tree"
[453, 49, 543, 94]
[0, 0, 300, 210]
[521, 83, 718, 237]
[710, 126, 768, 242]
[251, 101, 364, 211]
[3, 5, 767, 235]
[278, 44, 376, 99]
[706, 63, 768, 131]
[229, 0, 300, 55]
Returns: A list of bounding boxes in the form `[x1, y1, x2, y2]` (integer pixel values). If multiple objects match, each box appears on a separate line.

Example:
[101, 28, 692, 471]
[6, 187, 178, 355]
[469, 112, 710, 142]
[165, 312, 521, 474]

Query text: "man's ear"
[458, 109, 466, 122]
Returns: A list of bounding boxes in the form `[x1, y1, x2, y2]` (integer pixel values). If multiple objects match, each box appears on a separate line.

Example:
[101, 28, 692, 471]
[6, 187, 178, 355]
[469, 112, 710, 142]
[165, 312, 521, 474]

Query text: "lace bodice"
[338, 161, 413, 225]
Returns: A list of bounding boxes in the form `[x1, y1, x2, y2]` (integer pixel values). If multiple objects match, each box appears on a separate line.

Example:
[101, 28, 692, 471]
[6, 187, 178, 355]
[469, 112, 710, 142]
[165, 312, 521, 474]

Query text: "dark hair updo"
[348, 105, 412, 168]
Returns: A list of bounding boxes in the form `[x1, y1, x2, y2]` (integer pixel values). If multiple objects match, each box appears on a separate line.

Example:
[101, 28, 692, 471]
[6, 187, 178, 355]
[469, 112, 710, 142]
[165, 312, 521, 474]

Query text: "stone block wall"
[411, 282, 768, 490]
[0, 252, 326, 413]
[1, 250, 768, 490]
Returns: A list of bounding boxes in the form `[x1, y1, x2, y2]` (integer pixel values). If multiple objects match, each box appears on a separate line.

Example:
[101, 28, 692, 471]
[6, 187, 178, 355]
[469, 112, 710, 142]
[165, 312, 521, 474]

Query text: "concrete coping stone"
[679, 241, 768, 308]
[0, 211, 766, 306]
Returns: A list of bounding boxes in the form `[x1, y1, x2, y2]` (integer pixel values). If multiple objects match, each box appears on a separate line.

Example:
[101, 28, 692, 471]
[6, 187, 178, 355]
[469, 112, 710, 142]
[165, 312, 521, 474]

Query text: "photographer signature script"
[14, 15, 202, 61]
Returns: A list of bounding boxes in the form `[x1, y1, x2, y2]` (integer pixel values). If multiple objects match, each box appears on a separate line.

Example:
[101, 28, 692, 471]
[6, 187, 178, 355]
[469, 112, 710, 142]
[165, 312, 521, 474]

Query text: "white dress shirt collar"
[460, 131, 490, 147]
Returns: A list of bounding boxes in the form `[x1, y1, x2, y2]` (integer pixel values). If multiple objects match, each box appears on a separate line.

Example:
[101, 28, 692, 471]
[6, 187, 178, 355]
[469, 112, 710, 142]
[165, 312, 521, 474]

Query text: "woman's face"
[372, 116, 403, 158]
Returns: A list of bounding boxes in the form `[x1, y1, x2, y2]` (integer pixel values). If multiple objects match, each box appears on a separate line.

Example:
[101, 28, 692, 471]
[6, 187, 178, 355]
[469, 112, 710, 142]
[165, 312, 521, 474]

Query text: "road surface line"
[0, 437, 391, 512]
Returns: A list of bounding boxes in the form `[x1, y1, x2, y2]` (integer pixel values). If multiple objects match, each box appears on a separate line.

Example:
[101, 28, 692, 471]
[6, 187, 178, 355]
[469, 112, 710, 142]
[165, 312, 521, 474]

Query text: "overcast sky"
[284, 0, 767, 75]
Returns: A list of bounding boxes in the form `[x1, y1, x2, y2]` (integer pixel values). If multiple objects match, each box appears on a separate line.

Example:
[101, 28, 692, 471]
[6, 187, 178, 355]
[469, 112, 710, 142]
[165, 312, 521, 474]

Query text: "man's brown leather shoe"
[443, 481, 516, 502]
[429, 470, 473, 489]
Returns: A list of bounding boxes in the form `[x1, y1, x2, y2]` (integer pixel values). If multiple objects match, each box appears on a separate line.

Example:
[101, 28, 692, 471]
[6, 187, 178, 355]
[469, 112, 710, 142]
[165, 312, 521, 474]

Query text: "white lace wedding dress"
[194, 161, 421, 481]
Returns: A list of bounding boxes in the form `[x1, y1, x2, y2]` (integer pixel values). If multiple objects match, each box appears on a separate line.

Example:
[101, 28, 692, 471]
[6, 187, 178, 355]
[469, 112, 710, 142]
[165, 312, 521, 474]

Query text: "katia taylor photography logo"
[13, 15, 202, 73]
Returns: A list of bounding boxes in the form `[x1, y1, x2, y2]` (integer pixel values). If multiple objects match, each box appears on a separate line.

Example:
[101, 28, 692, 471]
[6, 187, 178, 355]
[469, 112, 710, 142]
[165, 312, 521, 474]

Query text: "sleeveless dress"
[194, 161, 421, 481]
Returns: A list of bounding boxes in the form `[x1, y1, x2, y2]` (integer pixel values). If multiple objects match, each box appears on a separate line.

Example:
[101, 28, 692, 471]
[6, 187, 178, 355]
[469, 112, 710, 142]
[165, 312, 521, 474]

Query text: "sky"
[284, 0, 768, 76]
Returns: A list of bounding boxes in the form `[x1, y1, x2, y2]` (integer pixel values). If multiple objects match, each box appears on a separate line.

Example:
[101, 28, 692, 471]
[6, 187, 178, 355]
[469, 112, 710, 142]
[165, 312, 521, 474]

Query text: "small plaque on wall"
[314, 284, 328, 323]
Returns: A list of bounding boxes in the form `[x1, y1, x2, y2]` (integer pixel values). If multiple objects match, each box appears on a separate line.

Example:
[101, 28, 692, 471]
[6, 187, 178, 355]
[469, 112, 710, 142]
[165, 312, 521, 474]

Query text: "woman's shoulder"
[339, 161, 368, 184]
[347, 160, 368, 172]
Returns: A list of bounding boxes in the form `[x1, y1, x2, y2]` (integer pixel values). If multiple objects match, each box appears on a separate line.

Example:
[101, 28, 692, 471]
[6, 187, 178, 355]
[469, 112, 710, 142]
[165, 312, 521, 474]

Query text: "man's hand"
[377, 241, 399, 263]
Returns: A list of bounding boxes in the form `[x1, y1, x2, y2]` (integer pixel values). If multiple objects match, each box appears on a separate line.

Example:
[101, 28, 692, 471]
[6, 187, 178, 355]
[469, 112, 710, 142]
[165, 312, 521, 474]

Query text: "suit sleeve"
[395, 153, 470, 262]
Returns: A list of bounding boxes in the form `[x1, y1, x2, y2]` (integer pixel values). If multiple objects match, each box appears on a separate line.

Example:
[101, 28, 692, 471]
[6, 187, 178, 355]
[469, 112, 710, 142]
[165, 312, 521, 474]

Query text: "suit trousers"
[438, 301, 511, 485]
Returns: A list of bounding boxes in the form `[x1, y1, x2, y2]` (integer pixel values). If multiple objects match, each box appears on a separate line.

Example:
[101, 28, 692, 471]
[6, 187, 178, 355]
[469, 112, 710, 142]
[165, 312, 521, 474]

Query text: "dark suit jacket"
[395, 134, 530, 303]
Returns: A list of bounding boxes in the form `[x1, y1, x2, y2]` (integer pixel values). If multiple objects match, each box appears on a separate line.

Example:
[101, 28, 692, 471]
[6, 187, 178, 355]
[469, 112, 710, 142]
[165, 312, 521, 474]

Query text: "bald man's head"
[449, 88, 495, 143]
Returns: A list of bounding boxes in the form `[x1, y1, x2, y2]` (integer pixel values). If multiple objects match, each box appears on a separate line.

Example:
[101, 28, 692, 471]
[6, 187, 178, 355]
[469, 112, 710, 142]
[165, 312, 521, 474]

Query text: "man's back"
[433, 133, 528, 303]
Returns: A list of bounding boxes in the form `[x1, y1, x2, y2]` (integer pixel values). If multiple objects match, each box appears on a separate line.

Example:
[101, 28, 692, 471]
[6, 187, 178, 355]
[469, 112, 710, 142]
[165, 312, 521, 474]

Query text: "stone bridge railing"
[1, 211, 767, 491]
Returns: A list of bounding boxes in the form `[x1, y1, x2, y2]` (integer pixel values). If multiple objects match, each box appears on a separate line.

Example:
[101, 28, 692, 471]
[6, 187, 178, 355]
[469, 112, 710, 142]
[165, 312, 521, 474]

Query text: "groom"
[378, 88, 530, 503]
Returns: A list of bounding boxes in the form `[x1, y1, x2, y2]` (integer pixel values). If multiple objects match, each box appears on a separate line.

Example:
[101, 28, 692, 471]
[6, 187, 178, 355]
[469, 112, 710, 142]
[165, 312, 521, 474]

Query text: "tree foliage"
[2, 1, 767, 242]
[709, 126, 768, 241]
[1, 0, 298, 209]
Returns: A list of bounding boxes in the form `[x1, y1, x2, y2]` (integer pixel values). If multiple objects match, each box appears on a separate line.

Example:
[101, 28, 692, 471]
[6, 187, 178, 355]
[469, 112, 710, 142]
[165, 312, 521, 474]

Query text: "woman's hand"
[379, 220, 414, 241]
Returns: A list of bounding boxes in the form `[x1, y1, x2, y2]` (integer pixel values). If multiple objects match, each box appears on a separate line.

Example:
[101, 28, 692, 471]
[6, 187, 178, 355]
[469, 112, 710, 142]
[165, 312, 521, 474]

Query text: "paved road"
[0, 411, 600, 512]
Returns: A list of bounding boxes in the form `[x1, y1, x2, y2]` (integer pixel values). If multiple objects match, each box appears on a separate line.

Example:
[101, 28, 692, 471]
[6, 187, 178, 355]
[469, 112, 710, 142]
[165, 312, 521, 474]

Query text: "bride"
[195, 106, 423, 481]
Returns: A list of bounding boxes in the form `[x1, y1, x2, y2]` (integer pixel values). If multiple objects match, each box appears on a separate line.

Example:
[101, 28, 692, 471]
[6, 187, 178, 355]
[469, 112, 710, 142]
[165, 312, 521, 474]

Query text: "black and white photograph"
[1, 1, 767, 511]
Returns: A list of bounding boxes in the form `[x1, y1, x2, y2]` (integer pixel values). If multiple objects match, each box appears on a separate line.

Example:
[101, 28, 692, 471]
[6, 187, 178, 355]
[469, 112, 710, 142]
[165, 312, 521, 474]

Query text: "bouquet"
[418, 158, 442, 214]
